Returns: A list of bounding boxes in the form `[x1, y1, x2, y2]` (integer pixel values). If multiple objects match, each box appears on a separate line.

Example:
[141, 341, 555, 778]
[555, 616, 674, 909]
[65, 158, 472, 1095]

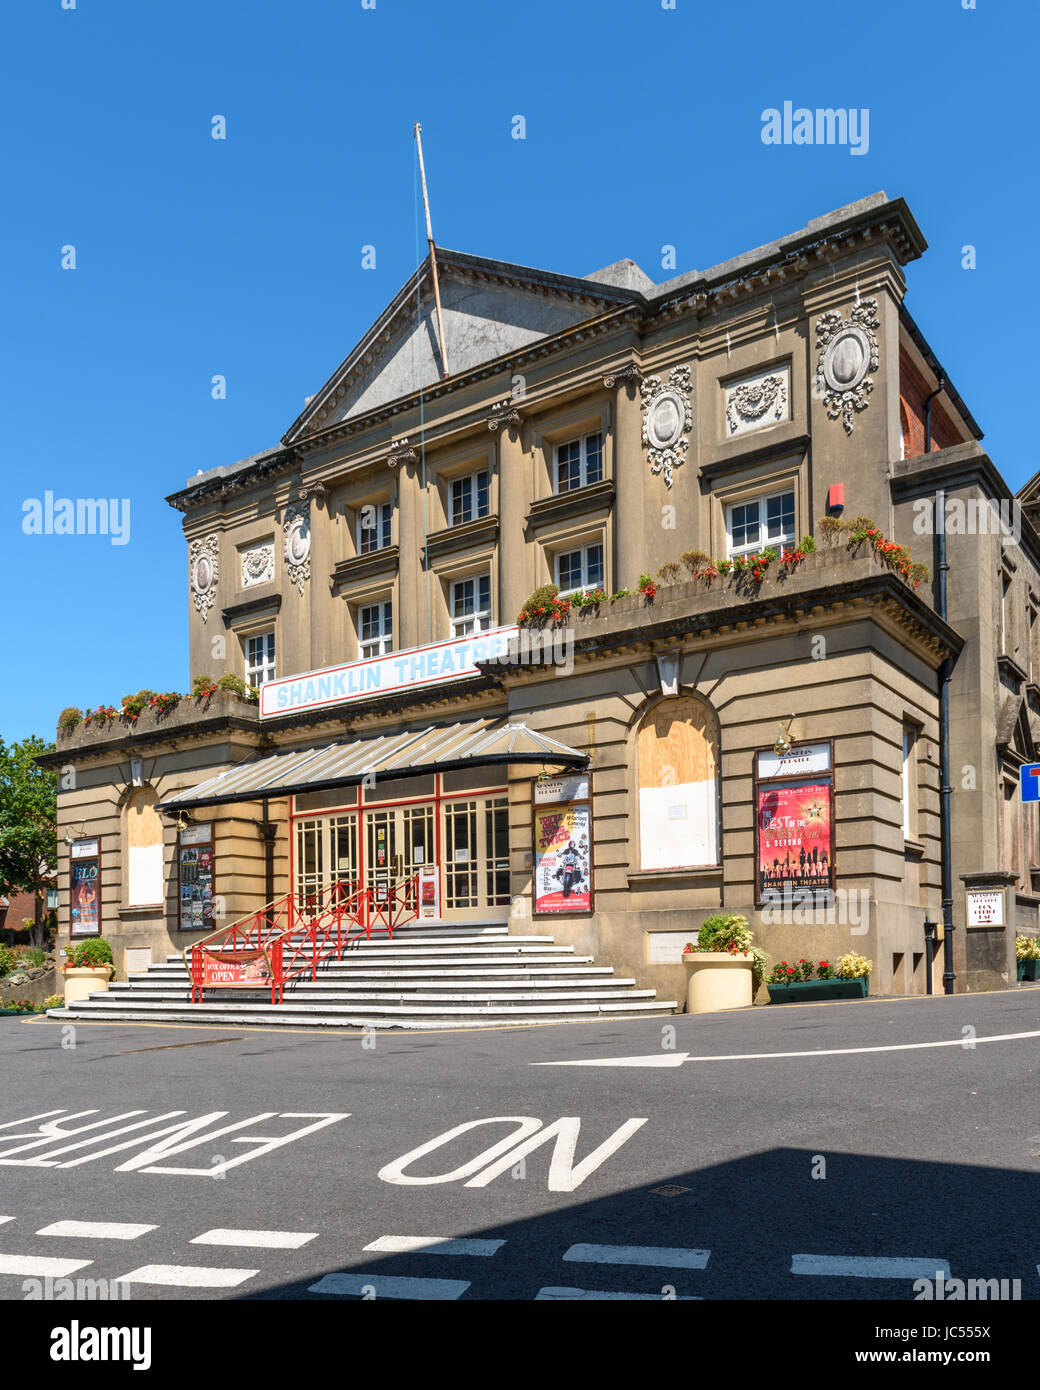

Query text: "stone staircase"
[49, 920, 677, 1029]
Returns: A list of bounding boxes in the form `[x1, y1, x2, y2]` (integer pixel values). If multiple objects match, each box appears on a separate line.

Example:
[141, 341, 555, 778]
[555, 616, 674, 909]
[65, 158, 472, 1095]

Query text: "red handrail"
[183, 873, 420, 1004]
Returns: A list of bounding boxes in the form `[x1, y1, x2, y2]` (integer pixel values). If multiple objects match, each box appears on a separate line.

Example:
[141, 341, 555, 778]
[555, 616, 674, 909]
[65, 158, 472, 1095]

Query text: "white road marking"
[363, 1235, 504, 1257]
[36, 1220, 157, 1240]
[191, 1228, 318, 1250]
[0, 1254, 93, 1277]
[0, 1217, 12, 1226]
[535, 1027, 1040, 1068]
[537, 1286, 702, 1300]
[308, 1273, 470, 1299]
[563, 1243, 710, 1270]
[791, 1255, 951, 1279]
[116, 1264, 258, 1288]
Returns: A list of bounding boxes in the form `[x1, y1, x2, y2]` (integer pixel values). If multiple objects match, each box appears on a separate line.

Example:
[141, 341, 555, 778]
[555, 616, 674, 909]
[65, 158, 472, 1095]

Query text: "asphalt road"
[1, 988, 1038, 1302]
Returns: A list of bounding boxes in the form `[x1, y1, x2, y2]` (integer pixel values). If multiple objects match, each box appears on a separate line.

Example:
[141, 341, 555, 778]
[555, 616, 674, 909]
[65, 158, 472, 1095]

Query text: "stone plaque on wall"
[725, 365, 790, 437]
[240, 540, 275, 588]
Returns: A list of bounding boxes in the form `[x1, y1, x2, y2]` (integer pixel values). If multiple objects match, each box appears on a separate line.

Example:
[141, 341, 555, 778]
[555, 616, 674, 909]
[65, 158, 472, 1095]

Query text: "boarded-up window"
[126, 787, 164, 906]
[637, 697, 719, 870]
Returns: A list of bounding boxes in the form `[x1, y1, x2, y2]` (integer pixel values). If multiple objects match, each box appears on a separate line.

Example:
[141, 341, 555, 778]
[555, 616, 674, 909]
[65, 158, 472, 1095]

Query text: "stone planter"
[767, 977, 869, 1004]
[682, 951, 755, 1014]
[63, 966, 113, 1005]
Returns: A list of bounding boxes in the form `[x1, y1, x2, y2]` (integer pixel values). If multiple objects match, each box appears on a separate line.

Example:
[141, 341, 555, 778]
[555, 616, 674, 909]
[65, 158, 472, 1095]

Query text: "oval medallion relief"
[823, 326, 870, 393]
[647, 391, 684, 451]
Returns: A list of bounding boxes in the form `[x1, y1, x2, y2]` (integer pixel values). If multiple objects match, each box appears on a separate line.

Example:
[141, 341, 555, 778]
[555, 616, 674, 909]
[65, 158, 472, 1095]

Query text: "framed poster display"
[532, 774, 594, 916]
[753, 741, 835, 906]
[69, 837, 101, 937]
[177, 822, 216, 932]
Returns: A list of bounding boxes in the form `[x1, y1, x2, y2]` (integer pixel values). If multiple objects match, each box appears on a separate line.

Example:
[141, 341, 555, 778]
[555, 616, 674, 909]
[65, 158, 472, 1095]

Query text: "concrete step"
[49, 997, 678, 1028]
[81, 986, 659, 1006]
[111, 973, 634, 995]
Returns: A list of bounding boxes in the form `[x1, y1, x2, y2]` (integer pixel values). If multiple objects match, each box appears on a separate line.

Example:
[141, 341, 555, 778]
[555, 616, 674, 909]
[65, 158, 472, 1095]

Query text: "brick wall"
[900, 347, 962, 458]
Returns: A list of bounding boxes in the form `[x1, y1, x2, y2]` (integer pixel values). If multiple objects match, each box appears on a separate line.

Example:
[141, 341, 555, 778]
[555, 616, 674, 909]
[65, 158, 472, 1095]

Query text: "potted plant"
[62, 937, 115, 1005]
[766, 952, 872, 1003]
[682, 914, 764, 1013]
[1016, 935, 1040, 982]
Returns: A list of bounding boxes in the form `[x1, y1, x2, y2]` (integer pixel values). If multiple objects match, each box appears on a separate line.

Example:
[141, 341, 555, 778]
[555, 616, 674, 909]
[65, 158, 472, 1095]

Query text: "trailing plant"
[681, 549, 711, 575]
[82, 704, 118, 727]
[64, 937, 114, 971]
[217, 673, 256, 699]
[148, 691, 181, 716]
[694, 913, 754, 955]
[57, 707, 82, 731]
[638, 573, 657, 600]
[192, 674, 218, 699]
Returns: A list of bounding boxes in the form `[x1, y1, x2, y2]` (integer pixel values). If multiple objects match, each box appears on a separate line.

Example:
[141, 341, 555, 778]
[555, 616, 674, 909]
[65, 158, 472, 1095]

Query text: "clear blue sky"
[1, 0, 1032, 743]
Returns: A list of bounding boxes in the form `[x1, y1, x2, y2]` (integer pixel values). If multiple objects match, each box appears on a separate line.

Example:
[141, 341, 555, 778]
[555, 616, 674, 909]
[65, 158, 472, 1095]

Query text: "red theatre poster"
[533, 803, 592, 914]
[756, 779, 833, 895]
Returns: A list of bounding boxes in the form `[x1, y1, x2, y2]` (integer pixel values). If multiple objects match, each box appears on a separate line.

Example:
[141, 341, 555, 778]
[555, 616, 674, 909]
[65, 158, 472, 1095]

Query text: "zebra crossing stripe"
[537, 1286, 703, 1300]
[563, 1243, 710, 1270]
[791, 1255, 951, 1279]
[0, 1254, 93, 1277]
[36, 1221, 157, 1240]
[191, 1228, 319, 1249]
[308, 1273, 470, 1299]
[363, 1236, 505, 1257]
[116, 1264, 259, 1288]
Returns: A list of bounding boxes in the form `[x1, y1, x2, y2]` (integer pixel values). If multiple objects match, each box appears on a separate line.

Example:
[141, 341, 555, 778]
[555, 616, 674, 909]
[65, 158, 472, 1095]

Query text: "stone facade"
[42, 191, 1040, 999]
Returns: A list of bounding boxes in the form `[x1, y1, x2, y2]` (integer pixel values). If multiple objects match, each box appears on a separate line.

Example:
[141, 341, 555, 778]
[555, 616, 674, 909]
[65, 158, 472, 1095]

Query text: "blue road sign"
[1021, 764, 1040, 802]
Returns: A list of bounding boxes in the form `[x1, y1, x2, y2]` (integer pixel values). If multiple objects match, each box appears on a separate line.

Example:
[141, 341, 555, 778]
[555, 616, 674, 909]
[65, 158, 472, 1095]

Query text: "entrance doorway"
[292, 774, 511, 922]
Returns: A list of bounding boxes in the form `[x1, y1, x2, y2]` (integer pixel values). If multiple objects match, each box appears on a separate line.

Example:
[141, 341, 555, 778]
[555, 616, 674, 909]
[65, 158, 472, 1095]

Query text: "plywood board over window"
[125, 787, 164, 906]
[637, 696, 719, 870]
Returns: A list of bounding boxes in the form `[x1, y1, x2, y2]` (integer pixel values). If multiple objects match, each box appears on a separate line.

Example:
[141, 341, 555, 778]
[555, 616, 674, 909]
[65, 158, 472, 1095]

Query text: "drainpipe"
[924, 375, 945, 454]
[931, 390, 956, 991]
[260, 797, 276, 907]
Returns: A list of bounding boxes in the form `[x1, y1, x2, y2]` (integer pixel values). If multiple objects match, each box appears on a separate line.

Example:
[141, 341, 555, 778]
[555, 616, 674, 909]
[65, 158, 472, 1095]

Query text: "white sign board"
[534, 774, 591, 806]
[260, 627, 520, 719]
[966, 890, 1004, 926]
[756, 741, 832, 780]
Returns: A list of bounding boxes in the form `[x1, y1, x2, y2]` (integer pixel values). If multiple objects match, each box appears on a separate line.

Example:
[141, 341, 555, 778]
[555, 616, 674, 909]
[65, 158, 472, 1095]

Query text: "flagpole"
[413, 122, 450, 379]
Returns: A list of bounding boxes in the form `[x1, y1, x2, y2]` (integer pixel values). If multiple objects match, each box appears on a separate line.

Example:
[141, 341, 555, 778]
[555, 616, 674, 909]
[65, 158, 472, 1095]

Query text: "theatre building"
[43, 192, 1040, 1020]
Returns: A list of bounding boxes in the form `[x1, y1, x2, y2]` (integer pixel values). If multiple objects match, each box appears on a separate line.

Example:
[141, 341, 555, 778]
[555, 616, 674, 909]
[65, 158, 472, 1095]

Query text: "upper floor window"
[359, 601, 393, 659]
[554, 431, 603, 494]
[901, 725, 917, 840]
[357, 502, 392, 555]
[451, 574, 492, 637]
[726, 489, 795, 557]
[555, 543, 604, 595]
[451, 471, 490, 527]
[245, 630, 276, 687]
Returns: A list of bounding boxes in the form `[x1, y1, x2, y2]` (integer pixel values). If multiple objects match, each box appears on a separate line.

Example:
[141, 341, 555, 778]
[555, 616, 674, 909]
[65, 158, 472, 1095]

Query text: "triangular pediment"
[997, 694, 1036, 762]
[283, 249, 644, 444]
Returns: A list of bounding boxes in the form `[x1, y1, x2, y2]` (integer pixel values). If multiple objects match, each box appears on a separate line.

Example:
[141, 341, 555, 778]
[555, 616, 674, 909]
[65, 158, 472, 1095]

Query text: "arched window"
[636, 696, 720, 870]
[125, 786, 164, 906]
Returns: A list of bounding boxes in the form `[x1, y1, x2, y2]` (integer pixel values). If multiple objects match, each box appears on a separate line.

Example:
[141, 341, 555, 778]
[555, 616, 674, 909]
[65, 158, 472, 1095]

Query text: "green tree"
[0, 736, 57, 946]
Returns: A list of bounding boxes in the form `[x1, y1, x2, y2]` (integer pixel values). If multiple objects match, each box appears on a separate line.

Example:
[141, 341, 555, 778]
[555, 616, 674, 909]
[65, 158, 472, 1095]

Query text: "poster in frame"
[69, 837, 101, 938]
[753, 741, 835, 907]
[531, 774, 594, 917]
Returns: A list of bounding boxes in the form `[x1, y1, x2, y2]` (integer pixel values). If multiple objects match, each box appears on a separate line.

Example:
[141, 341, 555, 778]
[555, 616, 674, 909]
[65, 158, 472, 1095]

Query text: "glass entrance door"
[443, 795, 510, 917]
[364, 804, 435, 904]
